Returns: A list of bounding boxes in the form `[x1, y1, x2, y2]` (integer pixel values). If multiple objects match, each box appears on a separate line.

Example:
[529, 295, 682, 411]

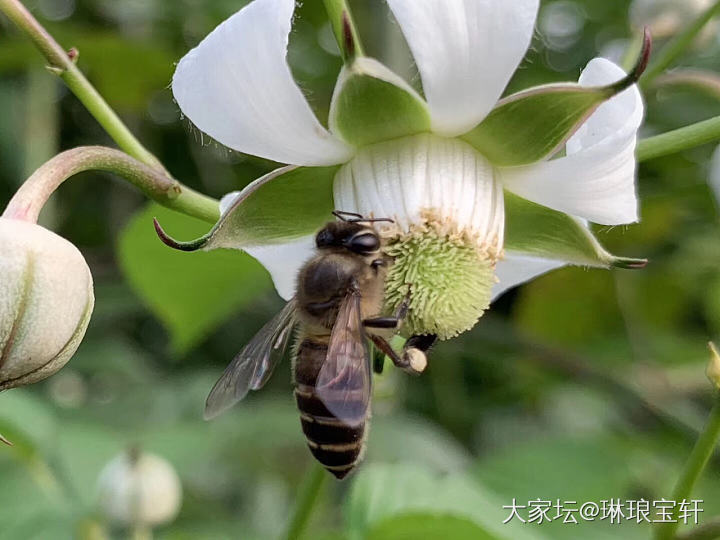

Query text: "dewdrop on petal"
[97, 448, 182, 528]
[0, 218, 94, 391]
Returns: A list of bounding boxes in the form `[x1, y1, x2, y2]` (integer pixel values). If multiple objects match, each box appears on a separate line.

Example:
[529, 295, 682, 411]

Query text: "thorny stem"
[322, 0, 365, 62]
[637, 115, 720, 163]
[2, 147, 219, 224]
[284, 463, 328, 540]
[642, 0, 720, 89]
[654, 393, 720, 540]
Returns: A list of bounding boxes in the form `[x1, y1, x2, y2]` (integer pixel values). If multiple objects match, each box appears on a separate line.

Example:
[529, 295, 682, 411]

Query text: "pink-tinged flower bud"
[0, 217, 94, 391]
[97, 449, 183, 527]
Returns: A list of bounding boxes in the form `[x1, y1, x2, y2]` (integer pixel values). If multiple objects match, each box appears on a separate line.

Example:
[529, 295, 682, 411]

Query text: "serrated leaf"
[346, 463, 546, 540]
[330, 57, 431, 147]
[154, 166, 338, 251]
[118, 204, 271, 353]
[504, 192, 646, 269]
[463, 33, 650, 166]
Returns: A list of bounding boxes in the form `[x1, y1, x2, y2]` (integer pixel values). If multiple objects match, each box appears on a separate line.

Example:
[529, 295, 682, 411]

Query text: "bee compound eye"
[349, 233, 380, 253]
[316, 228, 335, 248]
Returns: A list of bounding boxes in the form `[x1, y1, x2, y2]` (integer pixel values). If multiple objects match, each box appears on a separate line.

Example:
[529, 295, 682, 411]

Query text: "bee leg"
[372, 346, 385, 374]
[363, 294, 410, 330]
[368, 334, 423, 376]
[401, 334, 438, 374]
[404, 334, 437, 354]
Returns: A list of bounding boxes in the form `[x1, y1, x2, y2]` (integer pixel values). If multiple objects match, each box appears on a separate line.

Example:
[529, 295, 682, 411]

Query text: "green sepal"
[154, 165, 339, 251]
[330, 57, 431, 147]
[463, 31, 651, 167]
[504, 192, 647, 269]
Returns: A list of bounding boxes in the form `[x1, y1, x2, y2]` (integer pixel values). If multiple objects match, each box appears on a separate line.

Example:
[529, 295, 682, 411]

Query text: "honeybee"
[204, 211, 437, 479]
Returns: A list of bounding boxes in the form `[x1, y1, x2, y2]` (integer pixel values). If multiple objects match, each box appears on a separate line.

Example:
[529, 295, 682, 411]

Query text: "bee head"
[315, 221, 381, 256]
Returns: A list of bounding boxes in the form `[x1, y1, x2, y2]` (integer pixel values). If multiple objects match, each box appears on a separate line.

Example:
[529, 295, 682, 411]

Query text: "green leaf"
[118, 204, 272, 352]
[154, 166, 338, 251]
[463, 33, 650, 166]
[346, 463, 546, 540]
[504, 192, 646, 269]
[367, 414, 472, 472]
[368, 514, 492, 540]
[330, 57, 431, 147]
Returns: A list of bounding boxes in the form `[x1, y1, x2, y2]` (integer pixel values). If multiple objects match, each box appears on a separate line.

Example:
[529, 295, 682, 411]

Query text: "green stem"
[637, 115, 720, 162]
[0, 0, 161, 169]
[322, 0, 365, 62]
[677, 517, 720, 540]
[284, 463, 328, 540]
[0, 0, 221, 224]
[130, 526, 153, 540]
[652, 70, 720, 100]
[2, 146, 219, 224]
[642, 0, 720, 89]
[654, 393, 720, 540]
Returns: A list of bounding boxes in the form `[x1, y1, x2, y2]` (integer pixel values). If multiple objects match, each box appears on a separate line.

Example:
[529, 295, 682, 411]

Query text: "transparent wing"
[315, 291, 371, 427]
[204, 300, 297, 420]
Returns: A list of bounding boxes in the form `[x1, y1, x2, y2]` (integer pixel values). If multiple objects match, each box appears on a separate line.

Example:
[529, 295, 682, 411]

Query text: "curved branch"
[2, 147, 219, 224]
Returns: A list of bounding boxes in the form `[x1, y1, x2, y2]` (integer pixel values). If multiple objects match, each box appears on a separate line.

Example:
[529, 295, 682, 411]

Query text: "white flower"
[163, 0, 647, 339]
[0, 218, 94, 391]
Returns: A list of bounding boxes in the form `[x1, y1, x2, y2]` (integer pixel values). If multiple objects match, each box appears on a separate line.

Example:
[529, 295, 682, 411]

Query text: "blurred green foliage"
[1, 0, 720, 538]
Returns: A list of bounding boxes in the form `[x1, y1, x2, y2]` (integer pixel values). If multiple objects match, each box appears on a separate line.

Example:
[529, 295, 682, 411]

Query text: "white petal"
[491, 253, 565, 301]
[710, 145, 720, 207]
[500, 58, 644, 225]
[219, 191, 241, 216]
[172, 0, 352, 166]
[333, 133, 504, 255]
[245, 236, 316, 300]
[386, 0, 539, 136]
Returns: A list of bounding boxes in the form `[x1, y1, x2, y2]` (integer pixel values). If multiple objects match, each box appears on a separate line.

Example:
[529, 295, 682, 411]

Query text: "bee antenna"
[332, 210, 364, 222]
[365, 217, 395, 224]
[332, 210, 395, 225]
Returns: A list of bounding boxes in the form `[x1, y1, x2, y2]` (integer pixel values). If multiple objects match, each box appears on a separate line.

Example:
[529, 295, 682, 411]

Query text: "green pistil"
[384, 225, 497, 340]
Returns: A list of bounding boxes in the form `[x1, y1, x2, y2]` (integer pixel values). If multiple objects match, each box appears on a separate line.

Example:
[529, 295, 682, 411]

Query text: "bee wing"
[315, 291, 371, 427]
[204, 300, 297, 420]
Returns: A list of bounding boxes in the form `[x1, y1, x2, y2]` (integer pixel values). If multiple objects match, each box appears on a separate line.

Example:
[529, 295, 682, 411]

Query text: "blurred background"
[1, 0, 720, 538]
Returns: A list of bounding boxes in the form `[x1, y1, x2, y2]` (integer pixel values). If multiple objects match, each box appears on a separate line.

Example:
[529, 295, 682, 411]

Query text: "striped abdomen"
[294, 338, 367, 479]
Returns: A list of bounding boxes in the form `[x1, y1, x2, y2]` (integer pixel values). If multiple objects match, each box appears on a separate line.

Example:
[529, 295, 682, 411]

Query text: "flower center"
[333, 133, 505, 339]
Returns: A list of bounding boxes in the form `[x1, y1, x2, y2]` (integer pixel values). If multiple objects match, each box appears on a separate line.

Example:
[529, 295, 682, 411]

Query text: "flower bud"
[97, 449, 182, 527]
[0, 218, 94, 391]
